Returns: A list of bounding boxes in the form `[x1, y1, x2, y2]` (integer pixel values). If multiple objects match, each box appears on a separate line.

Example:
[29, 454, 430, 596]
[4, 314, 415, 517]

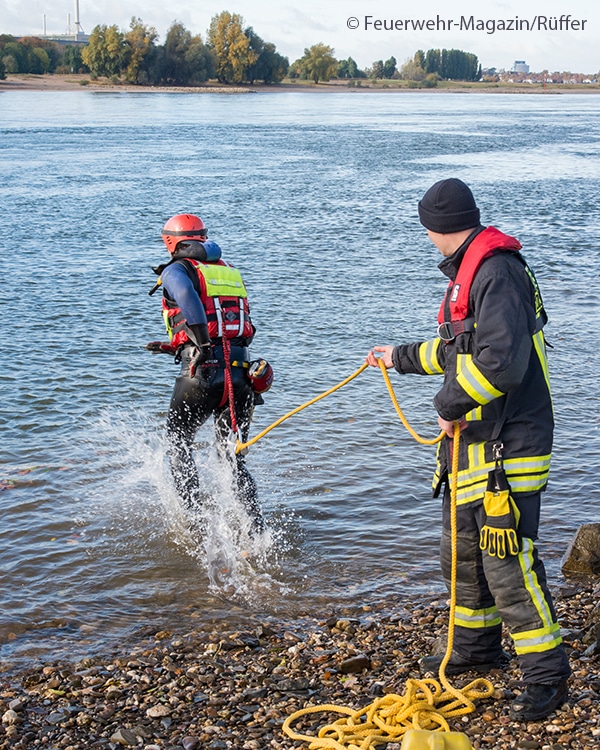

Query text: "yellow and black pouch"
[479, 444, 521, 559]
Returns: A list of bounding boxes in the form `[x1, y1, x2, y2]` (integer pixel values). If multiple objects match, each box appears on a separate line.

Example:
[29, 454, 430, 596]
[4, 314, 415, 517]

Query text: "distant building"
[513, 60, 530, 73]
[40, 32, 89, 45]
[39, 0, 89, 45]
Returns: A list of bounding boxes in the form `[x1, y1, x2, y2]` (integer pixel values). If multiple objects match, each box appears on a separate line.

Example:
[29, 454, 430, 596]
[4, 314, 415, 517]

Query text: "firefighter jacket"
[392, 226, 553, 506]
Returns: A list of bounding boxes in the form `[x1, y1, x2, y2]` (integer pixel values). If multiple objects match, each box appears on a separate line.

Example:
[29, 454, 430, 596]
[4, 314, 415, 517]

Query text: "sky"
[1, 0, 598, 74]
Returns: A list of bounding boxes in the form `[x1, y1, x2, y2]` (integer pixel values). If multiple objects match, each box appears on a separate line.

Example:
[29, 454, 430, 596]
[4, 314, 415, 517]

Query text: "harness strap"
[437, 317, 476, 343]
[221, 337, 239, 436]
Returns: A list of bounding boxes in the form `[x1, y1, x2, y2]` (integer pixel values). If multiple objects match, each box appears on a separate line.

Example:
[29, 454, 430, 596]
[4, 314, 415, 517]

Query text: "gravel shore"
[1, 580, 599, 750]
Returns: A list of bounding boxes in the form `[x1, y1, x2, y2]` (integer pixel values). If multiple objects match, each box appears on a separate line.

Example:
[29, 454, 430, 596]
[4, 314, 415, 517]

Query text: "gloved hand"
[146, 341, 177, 355]
[479, 468, 521, 558]
[189, 343, 212, 379]
[186, 323, 212, 379]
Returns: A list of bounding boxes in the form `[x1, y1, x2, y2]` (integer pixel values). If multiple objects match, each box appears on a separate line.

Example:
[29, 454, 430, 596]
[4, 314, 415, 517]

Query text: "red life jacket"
[437, 226, 522, 340]
[162, 259, 254, 348]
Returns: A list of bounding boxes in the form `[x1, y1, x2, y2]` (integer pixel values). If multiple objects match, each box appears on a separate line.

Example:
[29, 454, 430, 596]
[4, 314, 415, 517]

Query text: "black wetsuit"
[159, 249, 263, 531]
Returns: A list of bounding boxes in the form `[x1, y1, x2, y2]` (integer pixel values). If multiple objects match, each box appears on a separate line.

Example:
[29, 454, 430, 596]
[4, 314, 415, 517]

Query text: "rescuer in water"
[366, 178, 570, 721]
[147, 213, 272, 533]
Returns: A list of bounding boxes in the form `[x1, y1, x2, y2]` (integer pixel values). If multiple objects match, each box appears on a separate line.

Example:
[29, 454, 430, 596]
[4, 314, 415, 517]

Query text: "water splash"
[83, 407, 291, 605]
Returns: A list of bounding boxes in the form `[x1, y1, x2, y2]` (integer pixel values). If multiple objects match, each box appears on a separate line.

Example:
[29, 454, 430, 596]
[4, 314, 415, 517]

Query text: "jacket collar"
[438, 225, 485, 280]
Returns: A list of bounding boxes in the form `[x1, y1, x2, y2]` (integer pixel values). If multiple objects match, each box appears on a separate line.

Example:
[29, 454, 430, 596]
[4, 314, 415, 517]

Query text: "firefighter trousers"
[440, 487, 571, 684]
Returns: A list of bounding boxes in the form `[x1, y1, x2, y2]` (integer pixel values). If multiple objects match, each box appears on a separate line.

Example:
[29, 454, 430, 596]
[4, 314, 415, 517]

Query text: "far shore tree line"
[0, 13, 596, 87]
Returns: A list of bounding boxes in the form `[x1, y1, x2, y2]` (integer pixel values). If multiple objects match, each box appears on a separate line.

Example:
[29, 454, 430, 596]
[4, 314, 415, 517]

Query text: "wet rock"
[110, 727, 139, 745]
[2, 709, 19, 725]
[339, 653, 371, 674]
[274, 677, 310, 692]
[182, 738, 200, 750]
[145, 703, 171, 718]
[561, 523, 600, 575]
[583, 640, 600, 656]
[46, 708, 70, 724]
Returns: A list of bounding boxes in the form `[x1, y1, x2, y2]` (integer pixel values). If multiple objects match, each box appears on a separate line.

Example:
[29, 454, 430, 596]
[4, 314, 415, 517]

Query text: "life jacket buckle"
[437, 321, 456, 343]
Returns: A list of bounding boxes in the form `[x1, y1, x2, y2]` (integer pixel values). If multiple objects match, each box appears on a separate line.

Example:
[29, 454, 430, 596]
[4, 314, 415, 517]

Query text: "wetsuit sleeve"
[392, 337, 446, 375]
[433, 255, 535, 421]
[161, 263, 208, 326]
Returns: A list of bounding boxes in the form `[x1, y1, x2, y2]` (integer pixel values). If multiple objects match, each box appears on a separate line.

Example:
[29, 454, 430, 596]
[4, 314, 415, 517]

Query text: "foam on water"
[81, 408, 292, 605]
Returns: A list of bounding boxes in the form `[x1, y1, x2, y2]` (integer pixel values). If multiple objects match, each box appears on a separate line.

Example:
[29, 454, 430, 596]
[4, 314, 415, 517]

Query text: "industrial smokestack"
[75, 0, 84, 33]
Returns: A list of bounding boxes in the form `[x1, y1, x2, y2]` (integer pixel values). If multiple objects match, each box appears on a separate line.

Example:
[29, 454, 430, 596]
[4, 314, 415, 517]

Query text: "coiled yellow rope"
[281, 397, 495, 749]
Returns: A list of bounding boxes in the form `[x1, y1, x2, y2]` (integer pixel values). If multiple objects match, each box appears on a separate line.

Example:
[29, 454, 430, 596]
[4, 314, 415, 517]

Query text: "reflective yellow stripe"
[532, 329, 552, 395]
[454, 605, 502, 629]
[464, 406, 482, 422]
[419, 338, 444, 375]
[456, 354, 504, 405]
[518, 537, 554, 627]
[193, 262, 248, 298]
[444, 452, 552, 505]
[508, 539, 563, 654]
[512, 623, 563, 654]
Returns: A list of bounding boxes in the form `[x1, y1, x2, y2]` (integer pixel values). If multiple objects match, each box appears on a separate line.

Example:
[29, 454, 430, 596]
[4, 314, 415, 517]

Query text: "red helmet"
[161, 213, 208, 253]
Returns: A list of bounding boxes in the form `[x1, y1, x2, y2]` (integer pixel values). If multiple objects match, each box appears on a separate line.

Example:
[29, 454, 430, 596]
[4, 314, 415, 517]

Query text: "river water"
[1, 89, 599, 673]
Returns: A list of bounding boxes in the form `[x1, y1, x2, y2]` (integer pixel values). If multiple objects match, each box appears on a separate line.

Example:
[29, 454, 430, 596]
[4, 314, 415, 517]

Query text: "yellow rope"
[233, 356, 494, 743]
[236, 360, 443, 454]
[235, 362, 369, 454]
[282, 423, 495, 749]
[377, 361, 444, 445]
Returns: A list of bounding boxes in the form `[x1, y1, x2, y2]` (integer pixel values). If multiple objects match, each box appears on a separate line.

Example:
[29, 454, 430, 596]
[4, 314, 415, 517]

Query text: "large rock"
[561, 524, 600, 576]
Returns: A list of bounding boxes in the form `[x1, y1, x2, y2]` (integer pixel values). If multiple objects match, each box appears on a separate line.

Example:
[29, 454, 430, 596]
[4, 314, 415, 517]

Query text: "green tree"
[20, 36, 61, 72]
[161, 21, 212, 85]
[439, 49, 479, 81]
[30, 46, 51, 73]
[185, 36, 214, 84]
[293, 43, 337, 84]
[82, 24, 127, 77]
[125, 17, 158, 84]
[337, 56, 360, 78]
[400, 56, 425, 81]
[244, 27, 288, 84]
[2, 54, 17, 73]
[414, 49, 425, 70]
[162, 22, 192, 84]
[61, 45, 84, 73]
[370, 60, 384, 79]
[1, 41, 27, 72]
[383, 56, 397, 79]
[0, 56, 5, 80]
[208, 11, 256, 84]
[424, 48, 440, 74]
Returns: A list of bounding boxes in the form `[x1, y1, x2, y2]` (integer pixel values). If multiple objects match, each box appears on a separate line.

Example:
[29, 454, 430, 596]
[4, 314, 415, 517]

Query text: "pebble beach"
[1, 580, 599, 750]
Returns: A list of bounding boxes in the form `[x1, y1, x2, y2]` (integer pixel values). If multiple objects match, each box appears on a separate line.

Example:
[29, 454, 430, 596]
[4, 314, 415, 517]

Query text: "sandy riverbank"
[2, 73, 599, 94]
[1, 579, 599, 749]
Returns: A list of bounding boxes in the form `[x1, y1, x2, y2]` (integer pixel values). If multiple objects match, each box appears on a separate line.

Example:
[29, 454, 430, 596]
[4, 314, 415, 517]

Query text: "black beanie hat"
[418, 178, 480, 234]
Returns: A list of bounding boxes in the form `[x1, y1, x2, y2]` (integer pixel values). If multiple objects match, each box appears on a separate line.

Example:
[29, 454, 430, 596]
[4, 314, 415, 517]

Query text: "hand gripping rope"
[236, 361, 494, 748]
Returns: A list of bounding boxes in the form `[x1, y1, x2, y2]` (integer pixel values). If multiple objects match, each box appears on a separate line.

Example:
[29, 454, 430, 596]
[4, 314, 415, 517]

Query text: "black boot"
[509, 679, 569, 721]
[420, 650, 511, 676]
